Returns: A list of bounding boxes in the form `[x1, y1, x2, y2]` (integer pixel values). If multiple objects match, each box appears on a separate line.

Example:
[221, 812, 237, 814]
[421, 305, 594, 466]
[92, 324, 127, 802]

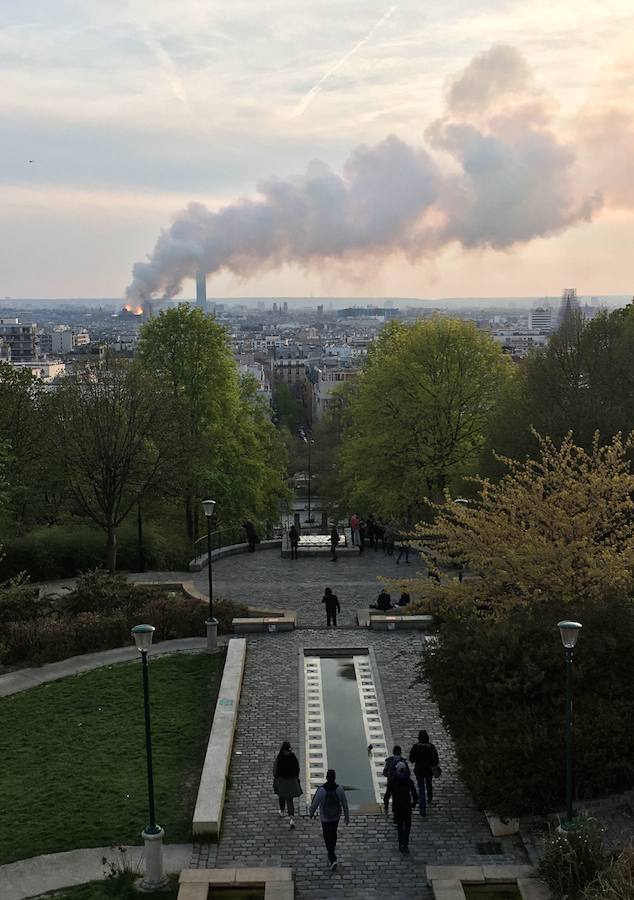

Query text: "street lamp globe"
[202, 499, 216, 518]
[558, 620, 582, 649]
[131, 624, 155, 654]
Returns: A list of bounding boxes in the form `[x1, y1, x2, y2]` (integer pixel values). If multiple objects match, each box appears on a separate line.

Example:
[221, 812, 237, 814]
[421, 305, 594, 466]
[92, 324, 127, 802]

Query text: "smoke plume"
[126, 44, 600, 303]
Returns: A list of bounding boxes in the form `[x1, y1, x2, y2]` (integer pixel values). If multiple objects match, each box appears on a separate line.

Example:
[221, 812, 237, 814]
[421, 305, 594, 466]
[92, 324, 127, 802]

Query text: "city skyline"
[2, 1, 633, 298]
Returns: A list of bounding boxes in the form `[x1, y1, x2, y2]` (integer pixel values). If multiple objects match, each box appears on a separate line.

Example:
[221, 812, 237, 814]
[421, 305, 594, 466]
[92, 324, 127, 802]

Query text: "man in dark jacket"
[384, 762, 418, 853]
[243, 520, 257, 551]
[288, 525, 300, 559]
[408, 729, 439, 816]
[322, 588, 341, 627]
[330, 526, 340, 562]
[374, 589, 393, 611]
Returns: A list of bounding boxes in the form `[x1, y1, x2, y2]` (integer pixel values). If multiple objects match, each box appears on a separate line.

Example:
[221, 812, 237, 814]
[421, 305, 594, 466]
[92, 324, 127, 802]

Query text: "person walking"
[243, 520, 258, 552]
[358, 519, 365, 554]
[330, 526, 340, 562]
[350, 513, 360, 547]
[408, 730, 440, 816]
[396, 534, 411, 565]
[273, 740, 302, 829]
[322, 587, 341, 627]
[309, 769, 350, 870]
[366, 514, 376, 549]
[289, 524, 300, 560]
[384, 761, 418, 853]
[382, 745, 411, 822]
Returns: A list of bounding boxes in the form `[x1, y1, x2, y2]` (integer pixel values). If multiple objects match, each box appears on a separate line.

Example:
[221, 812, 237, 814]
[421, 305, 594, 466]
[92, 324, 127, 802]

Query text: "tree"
[409, 432, 634, 617]
[139, 306, 288, 541]
[339, 318, 511, 519]
[483, 302, 634, 472]
[54, 357, 168, 571]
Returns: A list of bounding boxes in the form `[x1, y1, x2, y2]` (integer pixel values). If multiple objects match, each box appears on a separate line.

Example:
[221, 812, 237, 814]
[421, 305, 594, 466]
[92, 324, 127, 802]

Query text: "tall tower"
[558, 288, 578, 326]
[196, 271, 207, 309]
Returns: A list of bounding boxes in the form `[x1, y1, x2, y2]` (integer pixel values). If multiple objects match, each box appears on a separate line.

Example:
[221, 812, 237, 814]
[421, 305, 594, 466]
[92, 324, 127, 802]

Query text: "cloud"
[444, 44, 534, 117]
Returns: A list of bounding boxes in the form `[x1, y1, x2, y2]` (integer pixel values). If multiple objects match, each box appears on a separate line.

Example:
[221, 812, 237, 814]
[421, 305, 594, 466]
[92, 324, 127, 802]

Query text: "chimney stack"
[196, 271, 207, 309]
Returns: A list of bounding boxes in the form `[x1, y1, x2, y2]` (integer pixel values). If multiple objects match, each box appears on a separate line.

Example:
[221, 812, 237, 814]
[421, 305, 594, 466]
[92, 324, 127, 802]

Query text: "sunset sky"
[1, 0, 633, 299]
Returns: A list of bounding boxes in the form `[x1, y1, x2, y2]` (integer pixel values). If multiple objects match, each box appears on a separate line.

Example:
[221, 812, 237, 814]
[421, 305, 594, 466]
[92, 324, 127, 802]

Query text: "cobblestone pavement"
[192, 629, 528, 900]
[133, 547, 430, 627]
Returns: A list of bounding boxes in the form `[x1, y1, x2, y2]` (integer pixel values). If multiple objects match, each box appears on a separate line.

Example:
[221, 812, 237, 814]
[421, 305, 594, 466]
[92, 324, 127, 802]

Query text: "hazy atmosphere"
[2, 0, 633, 299]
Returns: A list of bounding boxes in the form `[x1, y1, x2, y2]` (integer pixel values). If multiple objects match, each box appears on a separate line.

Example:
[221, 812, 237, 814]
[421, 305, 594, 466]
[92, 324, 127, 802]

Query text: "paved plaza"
[138, 545, 427, 627]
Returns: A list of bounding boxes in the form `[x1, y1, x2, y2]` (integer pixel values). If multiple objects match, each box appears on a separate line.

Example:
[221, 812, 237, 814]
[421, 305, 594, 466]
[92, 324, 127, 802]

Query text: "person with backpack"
[330, 526, 340, 562]
[382, 745, 411, 821]
[309, 768, 350, 870]
[384, 761, 418, 853]
[273, 740, 303, 829]
[288, 524, 300, 560]
[322, 587, 341, 627]
[408, 729, 440, 816]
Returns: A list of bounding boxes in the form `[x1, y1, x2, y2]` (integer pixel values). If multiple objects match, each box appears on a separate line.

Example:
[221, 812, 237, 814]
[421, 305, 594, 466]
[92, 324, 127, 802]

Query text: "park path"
[194, 628, 528, 900]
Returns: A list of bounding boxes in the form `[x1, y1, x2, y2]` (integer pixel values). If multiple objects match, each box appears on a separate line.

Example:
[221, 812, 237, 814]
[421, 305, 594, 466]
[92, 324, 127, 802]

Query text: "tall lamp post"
[299, 428, 315, 524]
[130, 624, 167, 892]
[557, 620, 583, 828]
[202, 499, 218, 651]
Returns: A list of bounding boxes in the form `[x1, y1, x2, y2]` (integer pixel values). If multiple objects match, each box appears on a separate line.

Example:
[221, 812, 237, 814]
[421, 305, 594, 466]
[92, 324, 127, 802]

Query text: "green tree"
[339, 318, 511, 519]
[139, 306, 287, 542]
[483, 302, 634, 472]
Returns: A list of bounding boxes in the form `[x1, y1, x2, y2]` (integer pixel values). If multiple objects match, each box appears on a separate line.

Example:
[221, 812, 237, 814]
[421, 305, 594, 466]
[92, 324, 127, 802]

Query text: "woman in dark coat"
[322, 587, 341, 627]
[273, 740, 302, 828]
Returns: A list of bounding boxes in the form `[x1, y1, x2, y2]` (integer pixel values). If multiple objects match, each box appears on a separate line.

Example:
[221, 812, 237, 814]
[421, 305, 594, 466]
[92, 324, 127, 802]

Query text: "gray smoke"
[126, 44, 600, 303]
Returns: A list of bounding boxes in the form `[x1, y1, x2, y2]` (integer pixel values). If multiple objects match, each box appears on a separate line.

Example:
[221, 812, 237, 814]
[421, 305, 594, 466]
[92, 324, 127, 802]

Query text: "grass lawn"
[0, 651, 225, 864]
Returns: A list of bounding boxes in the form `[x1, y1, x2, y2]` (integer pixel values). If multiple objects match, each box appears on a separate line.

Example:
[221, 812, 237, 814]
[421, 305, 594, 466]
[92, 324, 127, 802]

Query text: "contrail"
[290, 4, 399, 118]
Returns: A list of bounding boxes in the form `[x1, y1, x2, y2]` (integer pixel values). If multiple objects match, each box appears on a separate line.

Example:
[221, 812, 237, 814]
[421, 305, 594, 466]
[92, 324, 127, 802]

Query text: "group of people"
[349, 513, 412, 563]
[371, 588, 410, 611]
[272, 730, 440, 868]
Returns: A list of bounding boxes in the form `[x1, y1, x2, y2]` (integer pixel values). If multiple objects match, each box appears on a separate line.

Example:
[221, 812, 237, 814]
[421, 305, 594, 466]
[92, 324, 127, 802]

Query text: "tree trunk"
[106, 526, 117, 572]
[185, 493, 195, 541]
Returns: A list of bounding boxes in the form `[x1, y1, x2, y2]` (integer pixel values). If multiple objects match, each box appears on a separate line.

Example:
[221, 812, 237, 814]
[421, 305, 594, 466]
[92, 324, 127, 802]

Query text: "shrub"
[422, 594, 634, 816]
[582, 847, 634, 900]
[0, 578, 46, 624]
[538, 817, 608, 899]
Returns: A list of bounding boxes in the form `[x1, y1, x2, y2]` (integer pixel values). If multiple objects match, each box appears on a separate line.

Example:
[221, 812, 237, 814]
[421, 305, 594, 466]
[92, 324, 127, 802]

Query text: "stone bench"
[179, 868, 293, 900]
[192, 638, 246, 839]
[370, 613, 434, 630]
[232, 613, 296, 633]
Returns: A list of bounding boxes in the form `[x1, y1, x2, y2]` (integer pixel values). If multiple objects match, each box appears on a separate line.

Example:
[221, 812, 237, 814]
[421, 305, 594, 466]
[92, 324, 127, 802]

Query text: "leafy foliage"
[338, 318, 511, 520]
[538, 817, 608, 899]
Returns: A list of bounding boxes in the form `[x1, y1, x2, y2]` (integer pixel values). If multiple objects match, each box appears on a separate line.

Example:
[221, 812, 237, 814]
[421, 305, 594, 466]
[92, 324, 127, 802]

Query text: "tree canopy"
[338, 317, 511, 519]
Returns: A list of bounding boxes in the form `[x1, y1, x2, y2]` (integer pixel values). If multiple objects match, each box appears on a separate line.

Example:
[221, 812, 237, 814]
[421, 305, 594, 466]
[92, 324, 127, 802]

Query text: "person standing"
[358, 519, 366, 554]
[385, 524, 395, 556]
[408, 730, 439, 816]
[309, 769, 350, 870]
[349, 513, 360, 547]
[322, 587, 341, 627]
[289, 524, 300, 560]
[273, 740, 302, 829]
[330, 526, 340, 562]
[384, 761, 418, 853]
[366, 514, 376, 549]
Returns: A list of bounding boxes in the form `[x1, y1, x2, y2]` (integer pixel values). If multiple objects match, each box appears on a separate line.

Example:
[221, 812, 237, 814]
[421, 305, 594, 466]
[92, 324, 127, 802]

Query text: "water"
[319, 656, 378, 812]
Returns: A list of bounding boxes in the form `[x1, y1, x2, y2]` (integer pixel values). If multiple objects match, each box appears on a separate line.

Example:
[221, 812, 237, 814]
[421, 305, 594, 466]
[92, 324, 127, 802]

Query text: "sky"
[1, 0, 633, 300]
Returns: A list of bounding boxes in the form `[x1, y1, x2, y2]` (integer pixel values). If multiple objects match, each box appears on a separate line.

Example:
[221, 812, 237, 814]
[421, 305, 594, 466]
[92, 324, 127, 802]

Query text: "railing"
[192, 525, 276, 559]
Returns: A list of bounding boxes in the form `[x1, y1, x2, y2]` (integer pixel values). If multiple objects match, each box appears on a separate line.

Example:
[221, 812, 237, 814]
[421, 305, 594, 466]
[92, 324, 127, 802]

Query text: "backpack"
[383, 755, 410, 782]
[322, 784, 342, 819]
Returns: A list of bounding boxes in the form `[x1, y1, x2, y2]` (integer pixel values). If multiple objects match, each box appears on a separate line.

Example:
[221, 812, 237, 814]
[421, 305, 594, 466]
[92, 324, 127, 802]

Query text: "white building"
[10, 360, 66, 382]
[528, 307, 553, 332]
[491, 330, 549, 357]
[312, 365, 357, 419]
[51, 327, 91, 354]
[238, 359, 272, 401]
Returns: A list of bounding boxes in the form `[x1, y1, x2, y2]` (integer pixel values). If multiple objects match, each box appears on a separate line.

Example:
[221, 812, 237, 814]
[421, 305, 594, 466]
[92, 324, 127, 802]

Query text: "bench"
[370, 614, 434, 631]
[232, 614, 295, 633]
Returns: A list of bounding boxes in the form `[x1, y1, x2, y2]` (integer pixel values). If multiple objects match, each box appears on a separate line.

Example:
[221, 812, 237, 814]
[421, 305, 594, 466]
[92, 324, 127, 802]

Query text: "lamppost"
[557, 620, 583, 828]
[202, 499, 218, 651]
[299, 428, 315, 523]
[130, 624, 167, 892]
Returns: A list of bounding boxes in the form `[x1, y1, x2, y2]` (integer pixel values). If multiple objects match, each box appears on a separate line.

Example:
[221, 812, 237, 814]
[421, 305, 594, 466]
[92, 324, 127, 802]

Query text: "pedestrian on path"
[385, 524, 396, 556]
[289, 525, 300, 560]
[309, 769, 350, 870]
[330, 526, 340, 562]
[243, 520, 258, 552]
[366, 514, 376, 548]
[384, 761, 418, 853]
[273, 741, 302, 829]
[396, 534, 411, 565]
[350, 513, 360, 547]
[382, 745, 411, 822]
[358, 519, 366, 553]
[408, 730, 439, 816]
[322, 587, 341, 627]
